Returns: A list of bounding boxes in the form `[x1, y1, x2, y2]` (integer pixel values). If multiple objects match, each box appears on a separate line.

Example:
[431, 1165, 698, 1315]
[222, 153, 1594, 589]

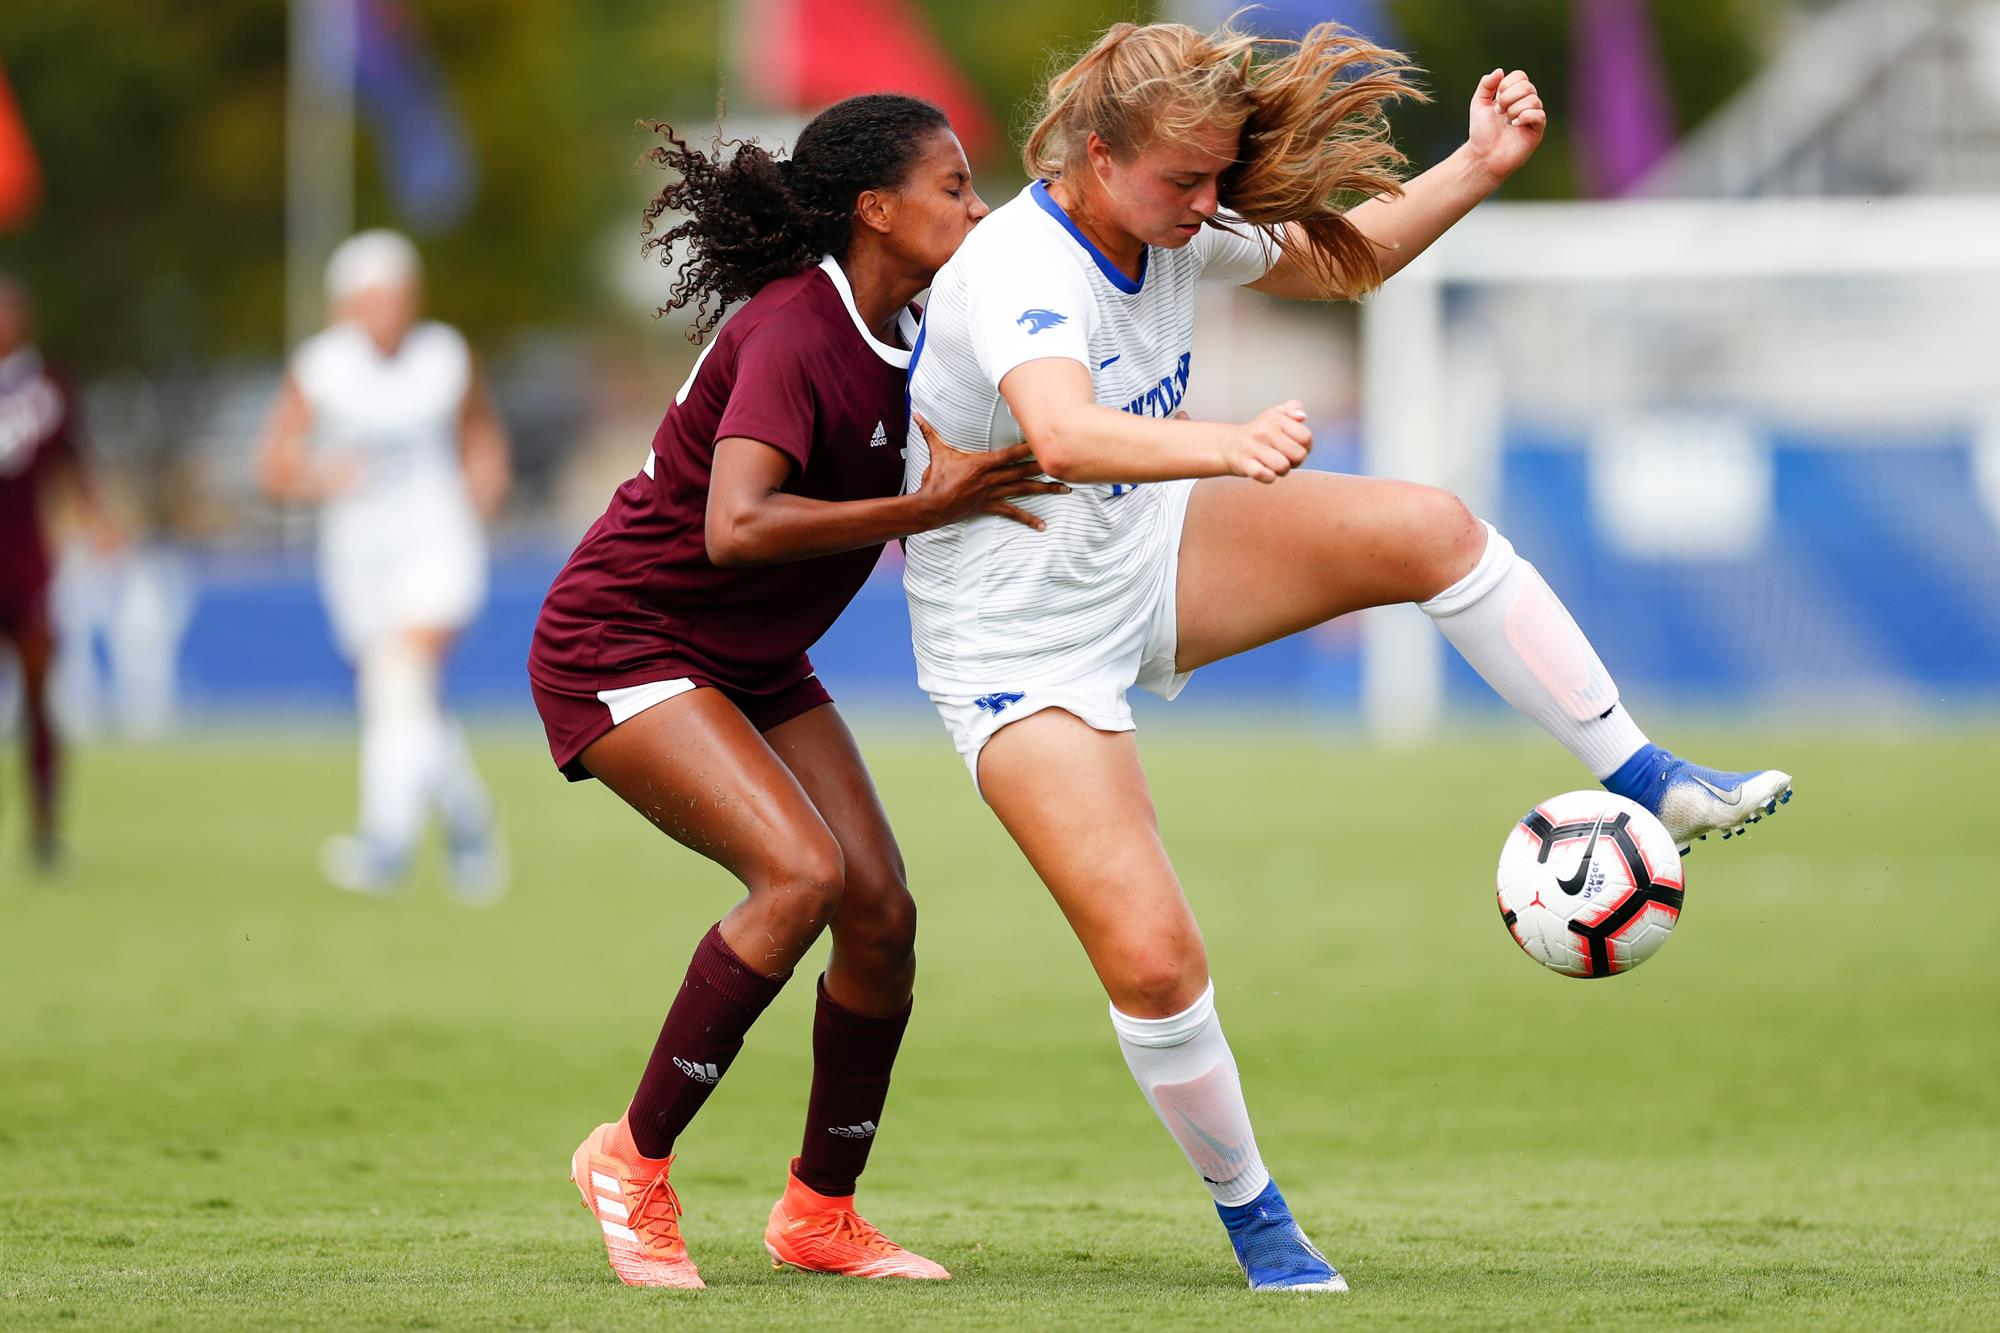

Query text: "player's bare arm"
[1250, 68, 1547, 300]
[254, 374, 362, 504]
[704, 424, 1066, 568]
[46, 417, 124, 555]
[999, 356, 1311, 485]
[458, 358, 511, 522]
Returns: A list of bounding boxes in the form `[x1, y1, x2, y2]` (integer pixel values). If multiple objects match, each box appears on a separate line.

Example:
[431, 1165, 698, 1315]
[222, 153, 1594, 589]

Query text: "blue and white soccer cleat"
[1217, 1180, 1348, 1293]
[446, 826, 509, 906]
[317, 833, 405, 896]
[1603, 743, 1793, 852]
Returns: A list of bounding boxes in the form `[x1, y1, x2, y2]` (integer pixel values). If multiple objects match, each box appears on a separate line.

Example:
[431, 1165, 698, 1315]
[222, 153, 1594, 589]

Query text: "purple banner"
[1572, 0, 1676, 197]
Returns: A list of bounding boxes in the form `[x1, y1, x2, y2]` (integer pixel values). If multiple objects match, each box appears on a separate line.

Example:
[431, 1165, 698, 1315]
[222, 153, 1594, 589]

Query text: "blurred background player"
[532, 95, 1056, 1289]
[256, 230, 511, 901]
[0, 273, 120, 872]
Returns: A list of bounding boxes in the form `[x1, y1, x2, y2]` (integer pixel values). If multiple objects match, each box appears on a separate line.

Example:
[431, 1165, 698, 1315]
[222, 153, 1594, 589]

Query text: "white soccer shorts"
[929, 478, 1197, 795]
[320, 516, 487, 658]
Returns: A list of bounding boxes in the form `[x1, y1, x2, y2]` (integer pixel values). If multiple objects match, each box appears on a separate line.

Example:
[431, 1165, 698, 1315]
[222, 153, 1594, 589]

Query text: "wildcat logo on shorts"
[1016, 309, 1067, 335]
[973, 691, 1026, 716]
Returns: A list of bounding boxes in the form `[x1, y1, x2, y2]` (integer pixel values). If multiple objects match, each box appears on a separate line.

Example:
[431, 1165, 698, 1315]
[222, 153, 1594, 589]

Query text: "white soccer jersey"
[293, 319, 486, 652]
[903, 181, 1280, 694]
[294, 319, 475, 531]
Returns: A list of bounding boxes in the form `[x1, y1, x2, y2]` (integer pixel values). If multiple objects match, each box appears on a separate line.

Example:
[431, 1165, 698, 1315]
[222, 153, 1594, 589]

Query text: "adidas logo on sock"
[672, 1056, 720, 1084]
[827, 1120, 877, 1138]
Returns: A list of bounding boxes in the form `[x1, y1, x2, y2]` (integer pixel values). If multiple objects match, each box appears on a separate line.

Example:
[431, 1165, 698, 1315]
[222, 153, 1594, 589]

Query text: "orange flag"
[0, 61, 42, 231]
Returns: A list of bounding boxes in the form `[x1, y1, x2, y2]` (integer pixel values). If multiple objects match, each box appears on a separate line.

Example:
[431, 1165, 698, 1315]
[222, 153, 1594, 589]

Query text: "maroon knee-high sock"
[626, 923, 787, 1159]
[795, 977, 911, 1197]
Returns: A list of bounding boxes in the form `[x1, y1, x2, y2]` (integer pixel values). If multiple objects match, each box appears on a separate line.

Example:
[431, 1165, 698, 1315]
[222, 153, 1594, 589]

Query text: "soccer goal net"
[1354, 194, 2000, 737]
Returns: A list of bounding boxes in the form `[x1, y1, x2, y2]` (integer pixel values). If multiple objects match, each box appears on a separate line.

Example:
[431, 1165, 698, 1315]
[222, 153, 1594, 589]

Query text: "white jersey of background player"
[257, 230, 512, 901]
[904, 20, 1793, 1294]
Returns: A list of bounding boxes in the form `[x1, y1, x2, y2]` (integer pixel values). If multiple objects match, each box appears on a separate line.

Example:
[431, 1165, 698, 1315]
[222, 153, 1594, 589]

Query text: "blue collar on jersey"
[1030, 180, 1146, 295]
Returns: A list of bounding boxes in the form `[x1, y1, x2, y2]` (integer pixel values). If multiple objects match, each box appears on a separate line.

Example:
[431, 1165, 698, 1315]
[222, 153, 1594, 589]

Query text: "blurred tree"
[0, 1, 724, 370]
[928, 1, 1169, 173]
[0, 0, 1779, 374]
[0, 2, 289, 370]
[1389, 0, 1782, 198]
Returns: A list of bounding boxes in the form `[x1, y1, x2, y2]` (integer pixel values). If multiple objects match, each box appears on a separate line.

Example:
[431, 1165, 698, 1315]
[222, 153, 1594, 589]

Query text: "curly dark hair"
[640, 93, 952, 342]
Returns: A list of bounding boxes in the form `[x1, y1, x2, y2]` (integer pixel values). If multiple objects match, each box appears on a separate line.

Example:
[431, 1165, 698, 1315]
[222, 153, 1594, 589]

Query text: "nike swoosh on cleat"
[1256, 1274, 1350, 1293]
[1555, 816, 1604, 896]
[1688, 774, 1743, 805]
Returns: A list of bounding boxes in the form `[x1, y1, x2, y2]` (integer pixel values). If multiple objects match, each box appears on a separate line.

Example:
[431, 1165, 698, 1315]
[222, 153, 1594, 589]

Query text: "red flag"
[0, 61, 43, 231]
[740, 0, 997, 159]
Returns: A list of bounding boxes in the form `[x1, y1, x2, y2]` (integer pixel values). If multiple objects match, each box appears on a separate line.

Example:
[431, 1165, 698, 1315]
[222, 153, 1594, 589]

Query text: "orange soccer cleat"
[569, 1118, 705, 1289]
[763, 1158, 951, 1280]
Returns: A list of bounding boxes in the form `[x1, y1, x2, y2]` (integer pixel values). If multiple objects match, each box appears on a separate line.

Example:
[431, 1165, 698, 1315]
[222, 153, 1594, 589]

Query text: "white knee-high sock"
[434, 715, 493, 844]
[1110, 982, 1272, 1208]
[1420, 522, 1650, 778]
[356, 640, 445, 862]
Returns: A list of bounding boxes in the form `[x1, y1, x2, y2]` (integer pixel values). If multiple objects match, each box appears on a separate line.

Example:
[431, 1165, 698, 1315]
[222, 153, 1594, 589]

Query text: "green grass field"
[3, 720, 1997, 1329]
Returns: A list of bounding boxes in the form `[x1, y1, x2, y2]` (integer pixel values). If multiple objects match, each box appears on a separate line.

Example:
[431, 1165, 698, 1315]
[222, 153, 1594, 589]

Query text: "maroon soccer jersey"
[529, 259, 914, 768]
[0, 348, 79, 624]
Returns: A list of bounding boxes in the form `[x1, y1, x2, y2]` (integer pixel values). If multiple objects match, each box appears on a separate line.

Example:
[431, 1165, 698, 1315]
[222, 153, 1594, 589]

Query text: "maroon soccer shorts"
[531, 670, 833, 782]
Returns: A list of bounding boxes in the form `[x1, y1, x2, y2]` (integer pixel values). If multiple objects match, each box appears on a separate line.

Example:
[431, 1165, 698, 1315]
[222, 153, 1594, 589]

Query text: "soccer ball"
[1495, 792, 1685, 978]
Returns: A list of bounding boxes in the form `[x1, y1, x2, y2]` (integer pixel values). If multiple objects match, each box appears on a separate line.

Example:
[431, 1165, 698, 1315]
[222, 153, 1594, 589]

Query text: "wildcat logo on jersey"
[1123, 352, 1192, 419]
[1016, 309, 1067, 335]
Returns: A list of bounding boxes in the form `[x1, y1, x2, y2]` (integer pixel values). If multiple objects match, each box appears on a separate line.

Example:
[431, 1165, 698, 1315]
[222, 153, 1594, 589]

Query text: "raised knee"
[1114, 948, 1208, 1018]
[1420, 488, 1487, 592]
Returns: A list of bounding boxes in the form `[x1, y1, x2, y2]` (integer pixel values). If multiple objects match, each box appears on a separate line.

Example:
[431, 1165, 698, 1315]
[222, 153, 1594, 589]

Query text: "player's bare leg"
[586, 689, 850, 976]
[10, 612, 61, 871]
[764, 704, 915, 1015]
[752, 702, 948, 1278]
[1174, 473, 1790, 849]
[569, 688, 847, 1287]
[979, 710, 1345, 1291]
[979, 712, 1206, 1017]
[1176, 473, 1488, 659]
